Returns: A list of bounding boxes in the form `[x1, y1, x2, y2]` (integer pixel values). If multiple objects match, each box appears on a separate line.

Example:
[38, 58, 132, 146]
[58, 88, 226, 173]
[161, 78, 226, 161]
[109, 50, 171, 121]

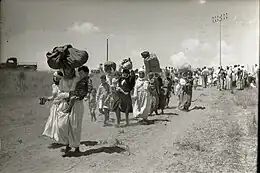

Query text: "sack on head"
[104, 61, 117, 73]
[46, 44, 88, 69]
[119, 58, 133, 71]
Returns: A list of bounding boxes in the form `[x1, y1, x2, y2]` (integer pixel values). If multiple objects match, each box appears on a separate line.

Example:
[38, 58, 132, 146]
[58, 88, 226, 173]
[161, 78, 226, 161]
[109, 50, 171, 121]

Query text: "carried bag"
[144, 53, 161, 73]
[46, 44, 88, 69]
[119, 58, 133, 71]
[104, 61, 116, 73]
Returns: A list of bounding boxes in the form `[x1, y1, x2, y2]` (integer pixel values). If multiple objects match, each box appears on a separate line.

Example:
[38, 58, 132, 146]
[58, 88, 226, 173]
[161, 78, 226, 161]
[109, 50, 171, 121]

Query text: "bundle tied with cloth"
[46, 44, 89, 69]
[119, 58, 133, 72]
[177, 63, 192, 75]
[141, 51, 161, 75]
[104, 61, 117, 74]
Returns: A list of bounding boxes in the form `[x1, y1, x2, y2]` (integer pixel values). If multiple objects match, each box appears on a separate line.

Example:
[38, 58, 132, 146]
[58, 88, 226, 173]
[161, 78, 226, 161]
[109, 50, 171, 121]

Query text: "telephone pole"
[106, 38, 109, 61]
[212, 12, 228, 67]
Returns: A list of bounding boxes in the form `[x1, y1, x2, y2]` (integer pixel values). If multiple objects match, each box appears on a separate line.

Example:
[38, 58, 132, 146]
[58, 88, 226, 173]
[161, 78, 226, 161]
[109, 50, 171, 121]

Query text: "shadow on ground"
[163, 112, 179, 116]
[48, 141, 99, 149]
[120, 117, 140, 121]
[165, 106, 177, 110]
[189, 106, 206, 111]
[124, 118, 171, 127]
[80, 141, 99, 146]
[48, 143, 66, 149]
[62, 146, 126, 158]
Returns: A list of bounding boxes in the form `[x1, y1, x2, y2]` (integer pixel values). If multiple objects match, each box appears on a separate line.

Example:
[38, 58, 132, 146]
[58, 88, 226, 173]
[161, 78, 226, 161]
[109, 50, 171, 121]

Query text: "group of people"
[40, 51, 182, 156]
[40, 48, 258, 157]
[94, 66, 173, 127]
[190, 64, 259, 91]
[163, 64, 259, 91]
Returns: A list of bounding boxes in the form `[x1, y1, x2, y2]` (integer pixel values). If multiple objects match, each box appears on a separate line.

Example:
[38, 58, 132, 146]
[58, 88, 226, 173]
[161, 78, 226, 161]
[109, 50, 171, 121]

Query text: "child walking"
[96, 75, 110, 126]
[88, 88, 97, 122]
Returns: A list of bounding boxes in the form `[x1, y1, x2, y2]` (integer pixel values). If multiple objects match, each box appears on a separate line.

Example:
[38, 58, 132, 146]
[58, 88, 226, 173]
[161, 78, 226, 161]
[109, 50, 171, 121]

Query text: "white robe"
[132, 78, 151, 119]
[42, 77, 84, 148]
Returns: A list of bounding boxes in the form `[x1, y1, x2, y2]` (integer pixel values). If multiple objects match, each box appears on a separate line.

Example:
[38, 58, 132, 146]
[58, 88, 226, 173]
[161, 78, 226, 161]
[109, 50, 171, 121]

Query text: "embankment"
[0, 70, 101, 98]
[0, 70, 53, 97]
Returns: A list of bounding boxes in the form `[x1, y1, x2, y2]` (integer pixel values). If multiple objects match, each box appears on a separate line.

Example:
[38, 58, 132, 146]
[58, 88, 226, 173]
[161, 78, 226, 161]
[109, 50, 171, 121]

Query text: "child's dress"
[104, 78, 119, 111]
[89, 94, 97, 113]
[42, 84, 61, 139]
[96, 82, 110, 110]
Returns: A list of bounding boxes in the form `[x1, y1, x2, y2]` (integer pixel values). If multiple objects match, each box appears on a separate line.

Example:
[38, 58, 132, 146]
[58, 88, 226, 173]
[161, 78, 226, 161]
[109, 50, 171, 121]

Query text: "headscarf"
[53, 71, 63, 85]
[138, 68, 146, 80]
[62, 67, 76, 79]
[141, 51, 150, 58]
[138, 67, 145, 73]
[53, 71, 63, 79]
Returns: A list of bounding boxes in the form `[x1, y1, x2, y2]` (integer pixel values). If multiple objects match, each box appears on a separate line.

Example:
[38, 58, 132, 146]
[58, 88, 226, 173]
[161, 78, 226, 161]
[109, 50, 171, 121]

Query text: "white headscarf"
[138, 67, 146, 80]
[139, 67, 145, 73]
[53, 71, 63, 79]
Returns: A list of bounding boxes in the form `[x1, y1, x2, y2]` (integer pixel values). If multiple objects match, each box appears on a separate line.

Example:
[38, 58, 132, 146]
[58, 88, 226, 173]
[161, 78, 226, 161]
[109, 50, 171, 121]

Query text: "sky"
[0, 0, 259, 71]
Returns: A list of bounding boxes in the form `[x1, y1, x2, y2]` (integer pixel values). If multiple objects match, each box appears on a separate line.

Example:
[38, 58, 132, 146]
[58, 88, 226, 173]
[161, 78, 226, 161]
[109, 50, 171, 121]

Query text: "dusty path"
[0, 87, 257, 173]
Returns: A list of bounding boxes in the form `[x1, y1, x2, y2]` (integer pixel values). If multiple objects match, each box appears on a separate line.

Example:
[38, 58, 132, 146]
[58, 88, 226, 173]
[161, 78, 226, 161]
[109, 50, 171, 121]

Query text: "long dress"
[157, 76, 166, 110]
[232, 70, 237, 87]
[149, 78, 160, 113]
[42, 84, 64, 141]
[104, 78, 119, 112]
[112, 75, 135, 113]
[89, 94, 97, 114]
[226, 70, 232, 90]
[193, 74, 199, 89]
[133, 78, 151, 119]
[218, 70, 225, 90]
[198, 74, 203, 86]
[201, 69, 208, 88]
[163, 77, 173, 99]
[236, 70, 244, 90]
[96, 82, 110, 110]
[178, 78, 193, 110]
[42, 76, 84, 148]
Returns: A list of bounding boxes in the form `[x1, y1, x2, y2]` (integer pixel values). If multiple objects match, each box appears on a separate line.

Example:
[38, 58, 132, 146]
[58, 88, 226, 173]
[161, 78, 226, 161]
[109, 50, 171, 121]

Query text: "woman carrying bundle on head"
[111, 69, 136, 127]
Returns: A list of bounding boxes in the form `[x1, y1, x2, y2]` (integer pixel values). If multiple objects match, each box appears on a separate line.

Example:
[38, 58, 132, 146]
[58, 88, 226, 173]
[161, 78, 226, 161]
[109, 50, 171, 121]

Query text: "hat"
[141, 51, 150, 58]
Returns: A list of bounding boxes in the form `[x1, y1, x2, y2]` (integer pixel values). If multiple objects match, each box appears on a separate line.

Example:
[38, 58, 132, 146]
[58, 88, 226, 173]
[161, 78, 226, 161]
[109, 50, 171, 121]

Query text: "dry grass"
[168, 116, 257, 172]
[232, 88, 258, 133]
[232, 88, 258, 109]
[163, 89, 258, 173]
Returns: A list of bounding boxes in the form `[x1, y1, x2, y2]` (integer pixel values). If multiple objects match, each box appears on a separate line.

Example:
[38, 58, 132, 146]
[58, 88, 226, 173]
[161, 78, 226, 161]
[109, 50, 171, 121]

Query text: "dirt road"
[0, 87, 257, 173]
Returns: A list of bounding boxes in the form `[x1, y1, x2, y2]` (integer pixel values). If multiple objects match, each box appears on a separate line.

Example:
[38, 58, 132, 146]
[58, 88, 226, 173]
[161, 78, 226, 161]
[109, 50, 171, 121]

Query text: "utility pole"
[212, 13, 228, 68]
[106, 38, 109, 61]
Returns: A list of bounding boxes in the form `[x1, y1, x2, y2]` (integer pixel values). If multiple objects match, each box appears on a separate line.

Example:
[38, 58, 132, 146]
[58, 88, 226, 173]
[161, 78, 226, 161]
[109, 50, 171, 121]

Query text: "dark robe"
[112, 72, 135, 113]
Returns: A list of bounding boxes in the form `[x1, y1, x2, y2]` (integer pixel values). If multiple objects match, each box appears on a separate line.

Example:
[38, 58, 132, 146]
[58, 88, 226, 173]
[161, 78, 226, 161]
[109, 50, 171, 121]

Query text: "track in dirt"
[0, 87, 257, 173]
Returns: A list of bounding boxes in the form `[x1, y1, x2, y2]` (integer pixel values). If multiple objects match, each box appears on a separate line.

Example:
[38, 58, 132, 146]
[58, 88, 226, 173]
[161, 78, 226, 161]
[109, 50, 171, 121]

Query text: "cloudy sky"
[1, 0, 259, 70]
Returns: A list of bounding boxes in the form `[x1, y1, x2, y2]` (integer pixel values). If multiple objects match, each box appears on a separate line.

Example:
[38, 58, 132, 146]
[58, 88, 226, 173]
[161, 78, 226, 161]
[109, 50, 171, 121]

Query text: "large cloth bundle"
[178, 63, 192, 73]
[46, 44, 88, 69]
[119, 58, 133, 71]
[143, 53, 161, 73]
[104, 61, 116, 73]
